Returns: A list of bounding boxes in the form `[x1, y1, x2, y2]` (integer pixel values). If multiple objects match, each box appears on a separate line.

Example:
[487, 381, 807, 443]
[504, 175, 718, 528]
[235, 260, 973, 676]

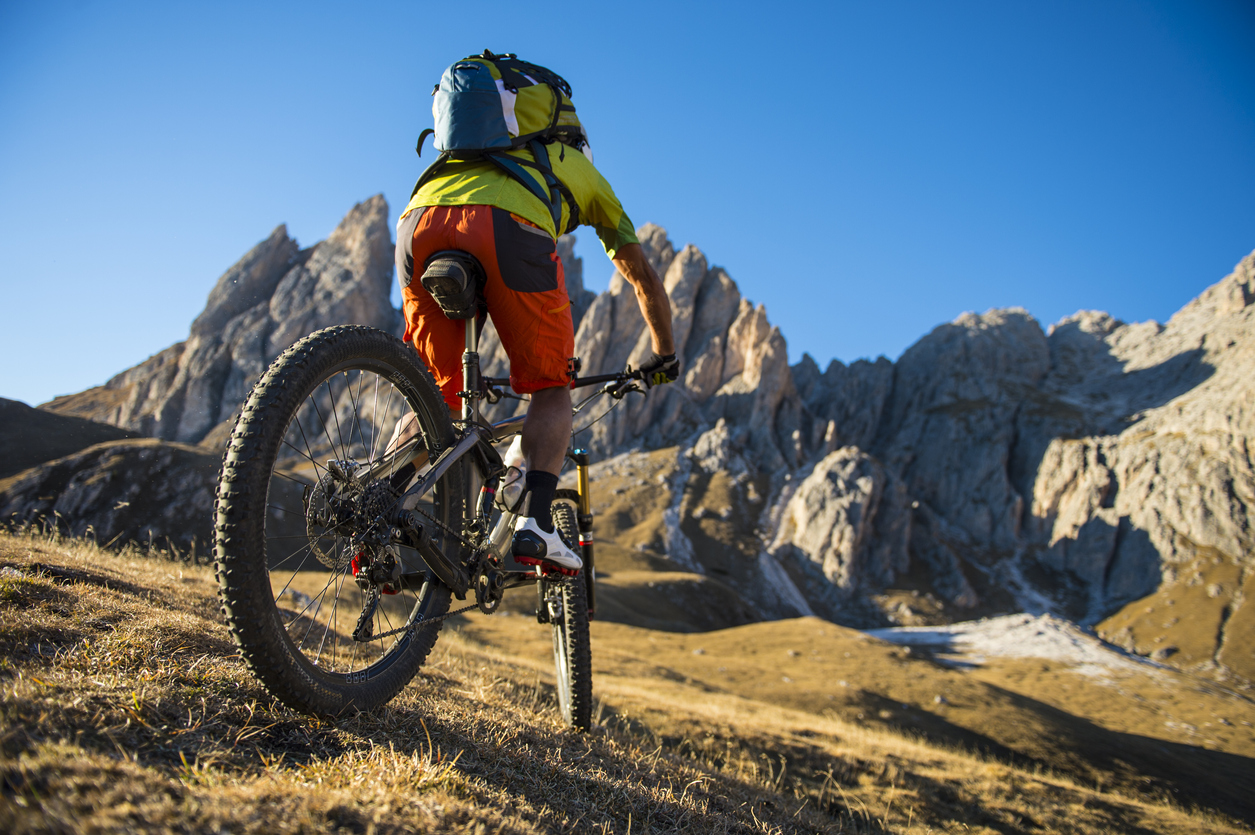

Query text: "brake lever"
[608, 380, 645, 400]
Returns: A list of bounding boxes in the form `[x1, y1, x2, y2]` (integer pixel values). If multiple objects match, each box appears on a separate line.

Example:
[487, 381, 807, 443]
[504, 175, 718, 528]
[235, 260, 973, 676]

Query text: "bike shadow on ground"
[339, 689, 890, 834]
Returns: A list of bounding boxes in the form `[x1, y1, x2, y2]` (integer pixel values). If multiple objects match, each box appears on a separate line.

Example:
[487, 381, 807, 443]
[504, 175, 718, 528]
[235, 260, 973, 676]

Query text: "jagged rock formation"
[43, 196, 400, 445]
[571, 224, 802, 473]
[768, 447, 907, 595]
[773, 252, 1253, 680]
[16, 194, 1255, 681]
[555, 231, 1253, 679]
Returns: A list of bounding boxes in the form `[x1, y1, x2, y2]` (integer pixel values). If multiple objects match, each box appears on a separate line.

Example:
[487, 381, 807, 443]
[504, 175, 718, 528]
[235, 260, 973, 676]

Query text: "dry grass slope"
[0, 530, 1251, 834]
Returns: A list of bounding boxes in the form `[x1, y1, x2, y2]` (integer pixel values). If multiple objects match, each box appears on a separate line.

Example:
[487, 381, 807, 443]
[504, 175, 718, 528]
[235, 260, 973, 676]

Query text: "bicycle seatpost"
[462, 315, 481, 424]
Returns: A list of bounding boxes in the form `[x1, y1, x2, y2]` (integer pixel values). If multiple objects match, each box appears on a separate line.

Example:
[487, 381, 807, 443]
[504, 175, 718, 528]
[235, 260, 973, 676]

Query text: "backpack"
[411, 50, 589, 234]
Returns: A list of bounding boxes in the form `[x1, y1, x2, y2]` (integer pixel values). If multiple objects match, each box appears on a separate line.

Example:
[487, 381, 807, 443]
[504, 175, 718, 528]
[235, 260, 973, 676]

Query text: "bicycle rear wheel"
[214, 325, 463, 717]
[546, 499, 592, 730]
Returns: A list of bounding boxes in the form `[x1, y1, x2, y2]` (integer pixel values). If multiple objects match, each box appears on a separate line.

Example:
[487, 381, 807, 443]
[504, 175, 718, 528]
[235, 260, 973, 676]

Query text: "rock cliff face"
[770, 251, 1253, 679]
[571, 224, 802, 474]
[551, 230, 1252, 678]
[0, 439, 222, 554]
[19, 195, 1255, 681]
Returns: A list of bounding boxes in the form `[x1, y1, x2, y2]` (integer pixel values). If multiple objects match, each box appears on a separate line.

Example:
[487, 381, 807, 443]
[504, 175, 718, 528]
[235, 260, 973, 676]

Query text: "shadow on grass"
[842, 682, 1255, 825]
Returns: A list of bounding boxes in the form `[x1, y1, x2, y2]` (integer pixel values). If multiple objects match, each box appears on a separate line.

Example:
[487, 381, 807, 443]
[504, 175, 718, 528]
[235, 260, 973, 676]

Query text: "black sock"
[522, 471, 559, 534]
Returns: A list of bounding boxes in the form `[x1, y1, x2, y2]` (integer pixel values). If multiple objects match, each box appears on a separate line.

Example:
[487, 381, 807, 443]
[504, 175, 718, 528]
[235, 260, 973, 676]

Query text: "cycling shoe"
[512, 516, 582, 575]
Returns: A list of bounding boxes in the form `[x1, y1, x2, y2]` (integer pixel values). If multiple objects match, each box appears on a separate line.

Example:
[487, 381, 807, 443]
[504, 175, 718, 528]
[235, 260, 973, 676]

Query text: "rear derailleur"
[350, 544, 401, 642]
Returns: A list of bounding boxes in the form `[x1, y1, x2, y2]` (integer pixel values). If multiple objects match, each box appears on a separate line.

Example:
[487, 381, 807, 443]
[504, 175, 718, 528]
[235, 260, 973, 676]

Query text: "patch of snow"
[866, 613, 1160, 677]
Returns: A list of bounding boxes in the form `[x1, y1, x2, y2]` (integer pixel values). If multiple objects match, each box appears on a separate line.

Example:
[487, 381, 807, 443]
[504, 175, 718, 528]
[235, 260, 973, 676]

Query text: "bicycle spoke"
[325, 378, 349, 459]
[287, 562, 343, 628]
[306, 391, 342, 468]
[288, 413, 330, 484]
[271, 469, 314, 487]
[269, 540, 318, 575]
[315, 567, 350, 667]
[369, 373, 381, 465]
[271, 554, 314, 603]
[377, 602, 397, 643]
[345, 370, 367, 464]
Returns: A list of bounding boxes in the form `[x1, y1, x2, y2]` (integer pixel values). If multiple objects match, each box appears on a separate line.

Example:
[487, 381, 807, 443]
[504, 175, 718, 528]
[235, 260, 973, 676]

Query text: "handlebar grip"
[606, 370, 646, 400]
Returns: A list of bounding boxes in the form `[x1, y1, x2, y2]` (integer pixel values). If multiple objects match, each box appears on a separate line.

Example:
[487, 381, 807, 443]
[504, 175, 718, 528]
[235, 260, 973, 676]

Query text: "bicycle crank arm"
[417, 538, 470, 598]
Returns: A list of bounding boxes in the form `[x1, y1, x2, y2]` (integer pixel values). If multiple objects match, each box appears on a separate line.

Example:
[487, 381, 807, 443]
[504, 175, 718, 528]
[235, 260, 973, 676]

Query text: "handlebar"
[482, 368, 646, 402]
[572, 369, 646, 399]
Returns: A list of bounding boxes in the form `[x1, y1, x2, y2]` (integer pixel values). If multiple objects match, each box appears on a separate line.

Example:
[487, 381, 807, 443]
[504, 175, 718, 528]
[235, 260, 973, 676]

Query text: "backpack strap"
[537, 142, 581, 234]
[410, 143, 580, 235]
[416, 128, 435, 156]
[484, 151, 558, 228]
[484, 141, 579, 234]
[529, 141, 580, 234]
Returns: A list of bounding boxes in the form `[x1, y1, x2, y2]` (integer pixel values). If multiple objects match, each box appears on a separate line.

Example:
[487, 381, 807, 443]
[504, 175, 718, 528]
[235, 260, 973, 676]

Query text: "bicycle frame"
[393, 312, 617, 617]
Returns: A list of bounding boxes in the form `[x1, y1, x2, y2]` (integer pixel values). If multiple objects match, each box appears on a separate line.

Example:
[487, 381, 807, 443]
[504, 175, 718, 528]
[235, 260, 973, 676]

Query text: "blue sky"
[2, 0, 1253, 406]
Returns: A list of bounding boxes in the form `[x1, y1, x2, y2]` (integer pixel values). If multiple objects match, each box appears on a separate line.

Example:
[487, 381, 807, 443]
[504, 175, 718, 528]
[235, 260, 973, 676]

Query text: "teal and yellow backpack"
[412, 50, 590, 233]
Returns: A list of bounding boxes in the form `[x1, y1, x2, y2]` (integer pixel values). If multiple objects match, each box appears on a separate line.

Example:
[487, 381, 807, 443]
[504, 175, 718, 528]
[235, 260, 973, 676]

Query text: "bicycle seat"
[420, 250, 485, 320]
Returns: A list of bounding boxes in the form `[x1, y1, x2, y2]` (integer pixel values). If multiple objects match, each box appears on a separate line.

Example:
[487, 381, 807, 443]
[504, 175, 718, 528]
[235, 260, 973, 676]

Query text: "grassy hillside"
[1, 531, 1252, 833]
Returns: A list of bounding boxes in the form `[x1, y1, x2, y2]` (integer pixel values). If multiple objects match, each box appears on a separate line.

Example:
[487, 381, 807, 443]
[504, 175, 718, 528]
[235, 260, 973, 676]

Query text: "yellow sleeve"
[552, 149, 639, 259]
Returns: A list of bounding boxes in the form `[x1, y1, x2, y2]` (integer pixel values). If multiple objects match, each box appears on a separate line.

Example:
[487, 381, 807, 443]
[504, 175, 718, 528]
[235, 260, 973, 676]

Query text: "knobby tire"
[549, 500, 593, 730]
[213, 325, 461, 717]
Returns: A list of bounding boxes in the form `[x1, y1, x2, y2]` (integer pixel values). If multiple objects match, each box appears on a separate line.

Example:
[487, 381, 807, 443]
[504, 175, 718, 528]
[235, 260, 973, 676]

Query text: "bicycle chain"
[407, 501, 482, 553]
[355, 503, 490, 643]
[362, 600, 481, 642]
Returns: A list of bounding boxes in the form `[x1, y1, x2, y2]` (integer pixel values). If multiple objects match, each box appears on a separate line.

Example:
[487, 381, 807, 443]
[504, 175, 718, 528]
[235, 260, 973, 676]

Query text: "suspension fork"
[568, 447, 596, 619]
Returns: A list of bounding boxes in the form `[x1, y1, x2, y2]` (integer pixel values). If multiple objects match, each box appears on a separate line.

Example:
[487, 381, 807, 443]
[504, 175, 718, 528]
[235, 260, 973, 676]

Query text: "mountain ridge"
[8, 194, 1253, 686]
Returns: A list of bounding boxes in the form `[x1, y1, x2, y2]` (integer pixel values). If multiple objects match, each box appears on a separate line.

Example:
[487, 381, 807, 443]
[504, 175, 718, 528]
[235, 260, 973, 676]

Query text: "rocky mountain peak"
[190, 224, 297, 338]
[44, 196, 400, 446]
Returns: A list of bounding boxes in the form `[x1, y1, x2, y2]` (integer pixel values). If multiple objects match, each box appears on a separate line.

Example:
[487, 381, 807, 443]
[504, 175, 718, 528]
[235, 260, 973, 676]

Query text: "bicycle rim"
[216, 326, 460, 715]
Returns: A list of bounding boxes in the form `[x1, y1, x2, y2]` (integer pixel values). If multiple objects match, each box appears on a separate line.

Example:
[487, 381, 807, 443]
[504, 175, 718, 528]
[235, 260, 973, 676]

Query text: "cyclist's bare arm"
[612, 243, 675, 357]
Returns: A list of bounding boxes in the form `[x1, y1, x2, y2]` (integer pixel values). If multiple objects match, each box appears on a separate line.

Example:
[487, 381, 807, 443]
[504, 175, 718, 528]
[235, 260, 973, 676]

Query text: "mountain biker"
[394, 59, 677, 575]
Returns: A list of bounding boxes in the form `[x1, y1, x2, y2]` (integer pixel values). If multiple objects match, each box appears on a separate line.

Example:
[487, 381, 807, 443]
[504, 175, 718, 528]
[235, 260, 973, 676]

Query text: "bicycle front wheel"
[546, 500, 592, 730]
[214, 325, 463, 717]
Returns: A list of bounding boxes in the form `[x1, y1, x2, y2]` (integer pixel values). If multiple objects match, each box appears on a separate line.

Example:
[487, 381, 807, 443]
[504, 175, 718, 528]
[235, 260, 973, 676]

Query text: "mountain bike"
[212, 313, 645, 730]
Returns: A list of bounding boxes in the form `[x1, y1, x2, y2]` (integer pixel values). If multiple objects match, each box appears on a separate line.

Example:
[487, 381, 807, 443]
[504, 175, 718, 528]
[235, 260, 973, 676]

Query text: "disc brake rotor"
[304, 464, 362, 568]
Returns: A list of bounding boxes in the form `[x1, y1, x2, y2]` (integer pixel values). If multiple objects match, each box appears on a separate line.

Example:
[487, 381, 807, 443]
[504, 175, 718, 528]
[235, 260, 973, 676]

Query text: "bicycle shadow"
[354, 691, 889, 833]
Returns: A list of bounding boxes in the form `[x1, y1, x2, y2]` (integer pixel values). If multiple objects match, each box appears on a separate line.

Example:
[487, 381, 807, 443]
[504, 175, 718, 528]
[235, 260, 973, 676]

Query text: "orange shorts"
[397, 205, 574, 411]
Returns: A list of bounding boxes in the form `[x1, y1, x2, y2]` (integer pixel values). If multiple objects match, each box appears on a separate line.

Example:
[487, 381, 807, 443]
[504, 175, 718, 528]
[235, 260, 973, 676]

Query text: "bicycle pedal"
[514, 555, 580, 577]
